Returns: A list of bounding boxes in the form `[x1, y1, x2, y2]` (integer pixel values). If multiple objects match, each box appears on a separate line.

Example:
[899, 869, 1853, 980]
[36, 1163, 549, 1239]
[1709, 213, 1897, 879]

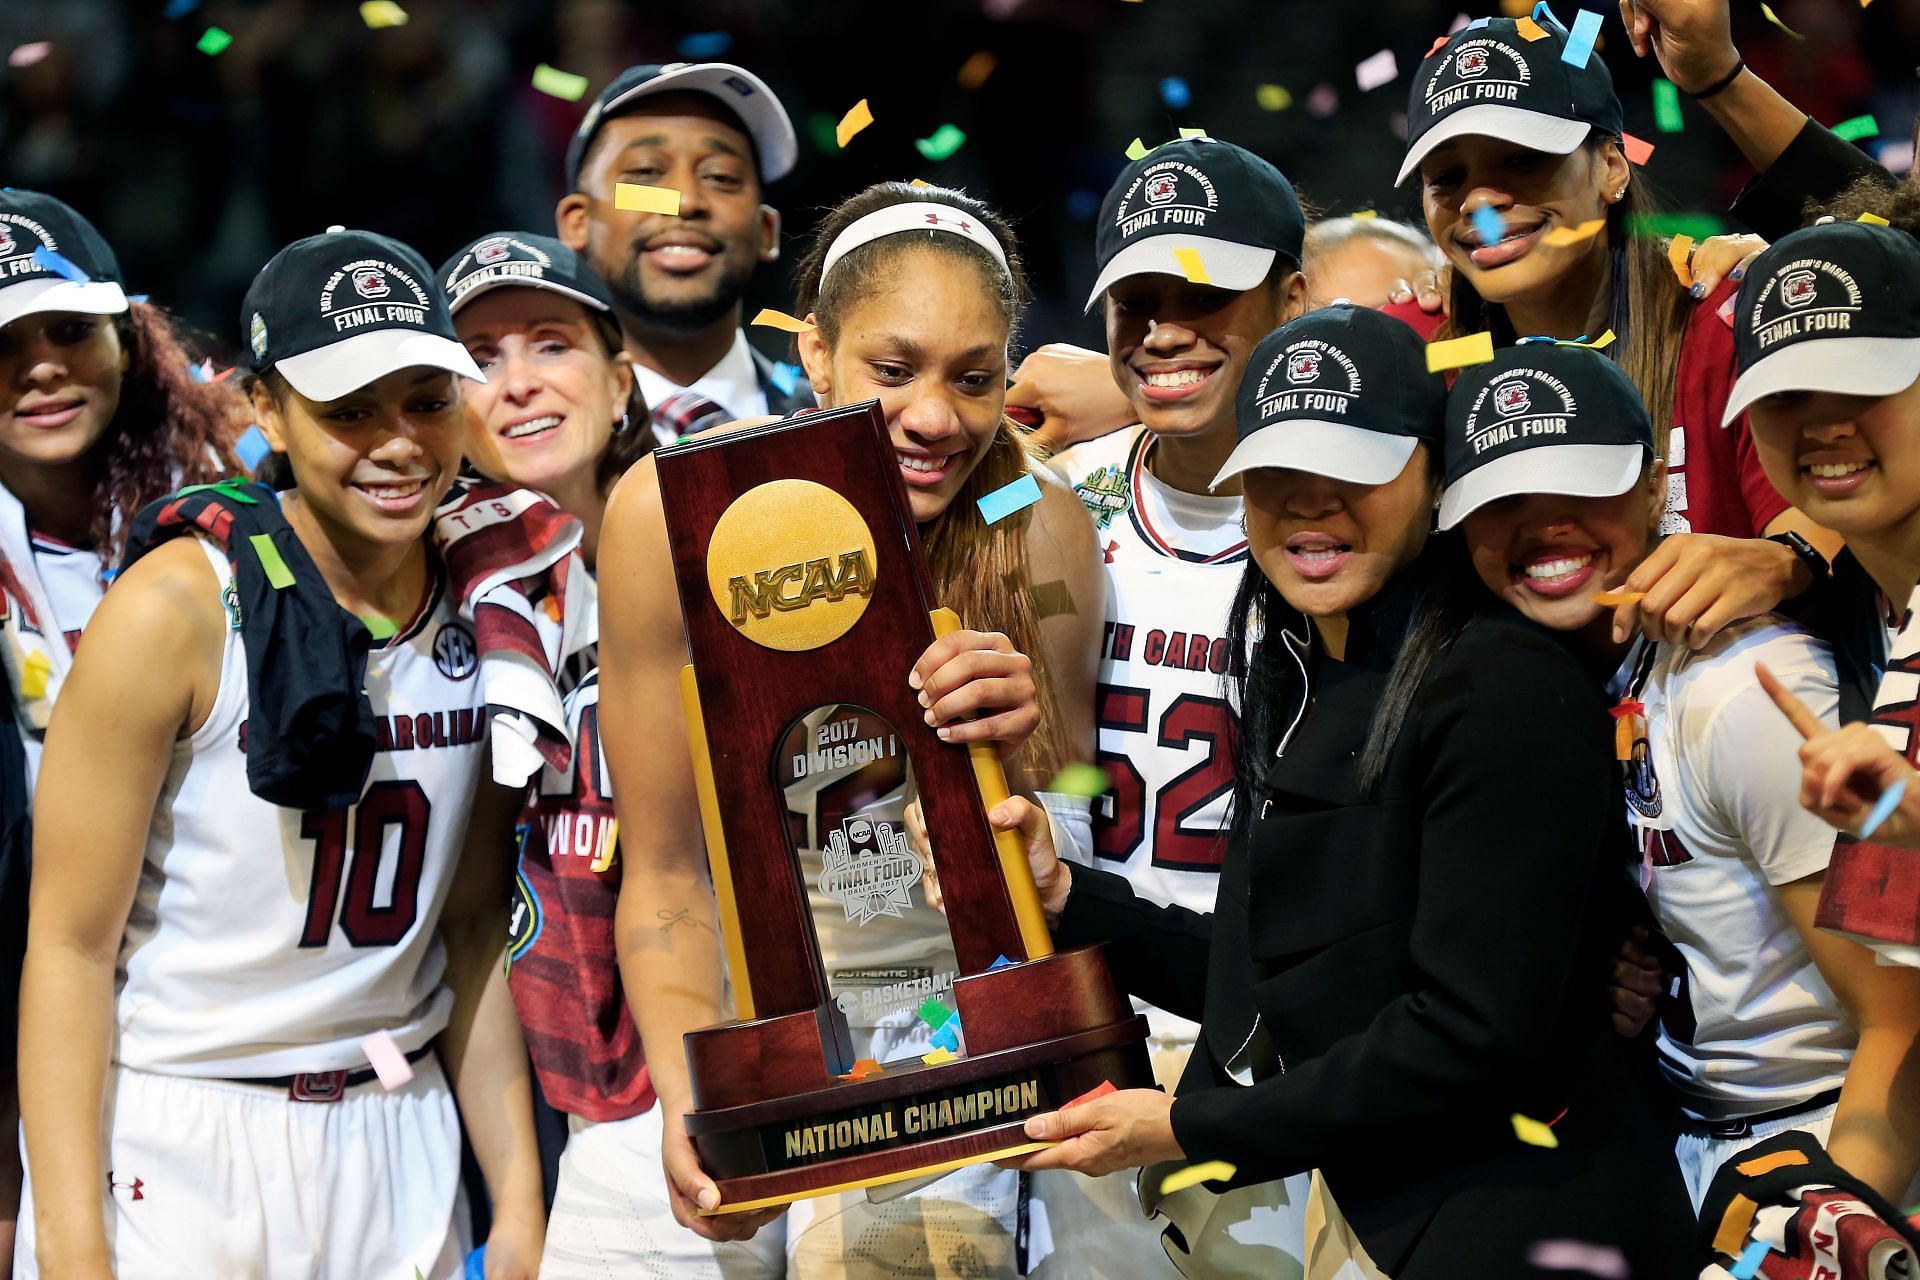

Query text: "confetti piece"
[1730, 1238, 1772, 1280]
[1352, 209, 1379, 221]
[1882, 140, 1916, 175]
[957, 50, 998, 90]
[1471, 206, 1507, 248]
[236, 424, 273, 471]
[1759, 3, 1803, 39]
[1063, 1080, 1116, 1109]
[1178, 127, 1208, 140]
[990, 954, 1014, 969]
[1652, 79, 1683, 133]
[1516, 16, 1550, 40]
[1158, 1160, 1237, 1195]
[1560, 8, 1602, 67]
[8, 42, 52, 68]
[250, 534, 295, 589]
[361, 1029, 414, 1090]
[1255, 83, 1292, 111]
[1501, 0, 1531, 14]
[1511, 1112, 1559, 1148]
[175, 479, 260, 505]
[1048, 762, 1110, 798]
[1716, 295, 1736, 328]
[750, 308, 815, 333]
[1833, 114, 1880, 143]
[1542, 217, 1606, 247]
[1527, 1240, 1629, 1278]
[1306, 84, 1339, 118]
[464, 1248, 486, 1280]
[360, 614, 398, 640]
[1125, 138, 1151, 161]
[163, 0, 201, 17]
[1172, 247, 1211, 285]
[921, 1046, 957, 1065]
[196, 26, 232, 56]
[1426, 331, 1495, 374]
[1861, 778, 1909, 840]
[1592, 589, 1645, 607]
[532, 63, 590, 101]
[1735, 1149, 1809, 1176]
[1159, 77, 1191, 110]
[358, 0, 408, 28]
[929, 1019, 962, 1052]
[768, 361, 803, 396]
[1567, 329, 1615, 349]
[835, 99, 874, 148]
[1355, 48, 1399, 92]
[918, 998, 953, 1030]
[1859, 212, 1891, 226]
[18, 650, 48, 701]
[977, 473, 1044, 524]
[417, 1268, 427, 1280]
[614, 183, 681, 216]
[675, 31, 734, 58]
[32, 246, 88, 282]
[1621, 133, 1655, 166]
[1426, 35, 1452, 58]
[840, 1057, 883, 1080]
[914, 123, 968, 162]
[1449, 11, 1472, 31]
[1667, 233, 1695, 288]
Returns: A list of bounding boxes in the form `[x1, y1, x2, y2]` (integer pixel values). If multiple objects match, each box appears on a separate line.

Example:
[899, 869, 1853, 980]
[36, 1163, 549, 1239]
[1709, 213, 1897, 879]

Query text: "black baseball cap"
[1087, 138, 1306, 311]
[564, 62, 797, 190]
[439, 232, 615, 315]
[1213, 304, 1446, 490]
[243, 227, 483, 402]
[1438, 343, 1652, 529]
[0, 188, 128, 329]
[1722, 220, 1920, 425]
[1397, 16, 1623, 187]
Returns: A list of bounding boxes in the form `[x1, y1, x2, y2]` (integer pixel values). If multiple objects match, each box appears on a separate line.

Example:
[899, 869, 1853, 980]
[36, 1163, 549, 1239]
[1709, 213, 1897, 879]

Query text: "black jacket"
[752, 343, 815, 419]
[1732, 116, 1891, 241]
[1058, 580, 1696, 1277]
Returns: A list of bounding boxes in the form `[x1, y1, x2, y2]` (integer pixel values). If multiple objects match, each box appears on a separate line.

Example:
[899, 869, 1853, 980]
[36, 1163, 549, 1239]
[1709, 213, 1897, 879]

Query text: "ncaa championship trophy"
[654, 400, 1152, 1213]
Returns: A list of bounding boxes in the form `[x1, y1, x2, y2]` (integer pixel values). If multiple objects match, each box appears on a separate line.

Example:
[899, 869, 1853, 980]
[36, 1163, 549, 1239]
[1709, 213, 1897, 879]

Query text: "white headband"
[819, 201, 1010, 285]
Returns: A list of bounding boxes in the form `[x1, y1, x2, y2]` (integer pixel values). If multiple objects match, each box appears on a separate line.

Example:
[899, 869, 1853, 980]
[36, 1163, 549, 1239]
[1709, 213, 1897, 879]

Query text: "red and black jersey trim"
[1123, 431, 1249, 566]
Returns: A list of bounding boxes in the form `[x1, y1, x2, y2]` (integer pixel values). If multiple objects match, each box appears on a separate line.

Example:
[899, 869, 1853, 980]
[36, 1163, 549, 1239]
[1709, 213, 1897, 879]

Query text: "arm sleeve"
[1696, 637, 1842, 886]
[1169, 630, 1616, 1181]
[1733, 410, 1791, 536]
[1731, 116, 1892, 240]
[1054, 862, 1212, 1023]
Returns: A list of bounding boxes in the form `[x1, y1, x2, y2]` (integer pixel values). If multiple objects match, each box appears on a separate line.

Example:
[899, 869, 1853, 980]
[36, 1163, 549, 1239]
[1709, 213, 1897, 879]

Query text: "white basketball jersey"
[1054, 425, 1245, 1079]
[1622, 618, 1852, 1121]
[115, 537, 487, 1077]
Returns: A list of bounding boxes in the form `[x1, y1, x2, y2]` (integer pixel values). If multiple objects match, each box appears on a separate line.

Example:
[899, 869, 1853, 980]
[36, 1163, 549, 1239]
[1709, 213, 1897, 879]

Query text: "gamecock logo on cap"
[1457, 48, 1490, 78]
[352, 267, 392, 300]
[473, 240, 511, 266]
[1495, 380, 1531, 416]
[1145, 175, 1180, 206]
[1781, 270, 1819, 309]
[1287, 349, 1322, 383]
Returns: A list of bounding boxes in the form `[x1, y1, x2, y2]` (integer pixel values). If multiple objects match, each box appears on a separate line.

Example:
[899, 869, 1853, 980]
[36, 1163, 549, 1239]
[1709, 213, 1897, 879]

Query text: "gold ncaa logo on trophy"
[705, 479, 878, 652]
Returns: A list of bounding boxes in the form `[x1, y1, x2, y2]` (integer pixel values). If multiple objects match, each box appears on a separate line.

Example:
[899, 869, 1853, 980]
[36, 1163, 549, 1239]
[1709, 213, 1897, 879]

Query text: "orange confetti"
[1621, 133, 1655, 166]
[957, 50, 997, 90]
[1516, 16, 1550, 40]
[1542, 218, 1607, 247]
[835, 98, 874, 148]
[750, 308, 815, 333]
[1592, 589, 1645, 607]
[1667, 234, 1695, 288]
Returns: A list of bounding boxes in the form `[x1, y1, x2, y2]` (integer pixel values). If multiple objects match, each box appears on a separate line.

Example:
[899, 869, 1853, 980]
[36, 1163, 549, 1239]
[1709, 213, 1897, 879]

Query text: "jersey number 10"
[299, 780, 431, 948]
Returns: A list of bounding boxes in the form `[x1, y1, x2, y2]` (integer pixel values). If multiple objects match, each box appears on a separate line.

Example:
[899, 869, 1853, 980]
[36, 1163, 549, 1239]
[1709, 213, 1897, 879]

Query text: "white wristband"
[1037, 790, 1095, 869]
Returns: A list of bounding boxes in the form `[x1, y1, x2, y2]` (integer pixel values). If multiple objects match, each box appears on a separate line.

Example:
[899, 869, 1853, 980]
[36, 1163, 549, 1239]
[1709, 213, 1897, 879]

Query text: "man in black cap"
[556, 62, 810, 446]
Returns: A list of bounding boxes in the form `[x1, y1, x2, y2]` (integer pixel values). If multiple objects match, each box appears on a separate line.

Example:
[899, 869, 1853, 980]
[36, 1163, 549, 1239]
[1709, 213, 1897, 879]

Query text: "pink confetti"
[360, 1029, 414, 1091]
[1716, 296, 1736, 329]
[1622, 133, 1656, 166]
[8, 42, 51, 68]
[1449, 11, 1471, 31]
[1527, 1240, 1630, 1278]
[1356, 48, 1399, 92]
[1883, 140, 1916, 176]
[1307, 83, 1340, 118]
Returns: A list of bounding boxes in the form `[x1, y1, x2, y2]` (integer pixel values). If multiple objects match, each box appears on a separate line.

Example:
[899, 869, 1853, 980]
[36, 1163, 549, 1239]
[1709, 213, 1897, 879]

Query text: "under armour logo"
[108, 1171, 145, 1201]
[924, 213, 973, 233]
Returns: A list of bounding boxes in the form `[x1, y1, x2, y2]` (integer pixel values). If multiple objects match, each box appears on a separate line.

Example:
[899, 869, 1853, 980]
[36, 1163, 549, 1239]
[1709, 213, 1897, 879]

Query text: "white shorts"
[17, 1058, 467, 1280]
[1675, 1101, 1838, 1211]
[541, 1105, 786, 1280]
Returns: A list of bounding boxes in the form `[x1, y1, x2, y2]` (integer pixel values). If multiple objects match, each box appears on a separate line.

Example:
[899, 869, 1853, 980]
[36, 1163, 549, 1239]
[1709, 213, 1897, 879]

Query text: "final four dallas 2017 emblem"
[818, 816, 922, 925]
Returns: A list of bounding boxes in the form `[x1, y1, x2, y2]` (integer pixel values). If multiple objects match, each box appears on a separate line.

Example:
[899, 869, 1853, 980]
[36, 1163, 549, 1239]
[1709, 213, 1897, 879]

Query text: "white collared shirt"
[633, 329, 770, 446]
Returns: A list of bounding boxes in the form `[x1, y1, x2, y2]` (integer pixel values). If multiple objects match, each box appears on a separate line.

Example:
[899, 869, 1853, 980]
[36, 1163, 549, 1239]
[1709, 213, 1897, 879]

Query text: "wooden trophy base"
[683, 946, 1154, 1213]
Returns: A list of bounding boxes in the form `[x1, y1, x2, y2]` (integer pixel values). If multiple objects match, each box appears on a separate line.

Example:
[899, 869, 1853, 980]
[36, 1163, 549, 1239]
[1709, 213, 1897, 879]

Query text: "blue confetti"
[977, 473, 1043, 524]
[235, 424, 273, 472]
[1159, 77, 1191, 110]
[162, 0, 201, 17]
[465, 1245, 487, 1280]
[127, 293, 149, 303]
[1730, 1238, 1771, 1280]
[1861, 777, 1909, 840]
[31, 246, 88, 283]
[990, 954, 1014, 969]
[1066, 189, 1099, 220]
[676, 31, 733, 58]
[1532, 1, 1562, 29]
[1561, 9, 1603, 68]
[1471, 206, 1507, 248]
[768, 361, 802, 396]
[1464, 16, 1491, 29]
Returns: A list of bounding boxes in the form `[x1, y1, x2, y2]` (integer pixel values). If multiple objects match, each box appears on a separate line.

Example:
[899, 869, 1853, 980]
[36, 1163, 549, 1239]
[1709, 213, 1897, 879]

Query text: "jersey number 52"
[1095, 685, 1233, 871]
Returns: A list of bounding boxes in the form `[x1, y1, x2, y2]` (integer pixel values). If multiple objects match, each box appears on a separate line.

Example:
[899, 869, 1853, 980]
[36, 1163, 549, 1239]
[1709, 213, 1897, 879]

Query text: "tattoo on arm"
[657, 907, 702, 935]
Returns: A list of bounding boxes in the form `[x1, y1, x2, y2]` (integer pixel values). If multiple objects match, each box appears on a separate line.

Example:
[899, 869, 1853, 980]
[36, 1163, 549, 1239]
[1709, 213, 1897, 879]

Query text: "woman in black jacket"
[1000, 305, 1696, 1276]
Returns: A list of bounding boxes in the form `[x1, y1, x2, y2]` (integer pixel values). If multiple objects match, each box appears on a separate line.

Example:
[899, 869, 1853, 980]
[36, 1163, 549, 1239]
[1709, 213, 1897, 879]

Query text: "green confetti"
[913, 123, 968, 162]
[1047, 762, 1111, 799]
[361, 614, 398, 640]
[1177, 127, 1208, 139]
[1651, 79, 1683, 134]
[1125, 137, 1150, 161]
[531, 63, 590, 101]
[1626, 211, 1725, 242]
[917, 998, 953, 1030]
[195, 25, 232, 55]
[806, 111, 840, 155]
[174, 479, 259, 505]
[249, 533, 296, 590]
[1833, 114, 1880, 143]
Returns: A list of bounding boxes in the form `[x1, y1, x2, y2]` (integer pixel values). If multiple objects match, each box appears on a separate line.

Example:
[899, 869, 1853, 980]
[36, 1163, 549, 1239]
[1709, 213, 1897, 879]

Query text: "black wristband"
[1686, 58, 1745, 101]
[1767, 530, 1830, 589]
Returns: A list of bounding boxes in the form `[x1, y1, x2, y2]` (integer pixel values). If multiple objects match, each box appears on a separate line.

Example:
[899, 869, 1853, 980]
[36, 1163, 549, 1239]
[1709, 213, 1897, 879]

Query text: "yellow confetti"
[1047, 762, 1110, 798]
[532, 63, 591, 102]
[1542, 218, 1607, 247]
[921, 1046, 957, 1065]
[751, 308, 816, 334]
[908, 178, 933, 187]
[1667, 233, 1695, 288]
[1158, 1160, 1238, 1195]
[1425, 331, 1495, 374]
[1759, 3, 1804, 38]
[1256, 84, 1292, 111]
[614, 183, 681, 215]
[1125, 138, 1151, 162]
[1172, 247, 1211, 285]
[1575, 329, 1617, 350]
[836, 98, 874, 148]
[1511, 1113, 1559, 1148]
[1178, 127, 1208, 140]
[1499, 0, 1531, 13]
[1859, 212, 1891, 226]
[18, 650, 48, 701]
[1515, 15, 1549, 40]
[358, 0, 408, 27]
[1352, 209, 1379, 220]
[957, 50, 998, 91]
